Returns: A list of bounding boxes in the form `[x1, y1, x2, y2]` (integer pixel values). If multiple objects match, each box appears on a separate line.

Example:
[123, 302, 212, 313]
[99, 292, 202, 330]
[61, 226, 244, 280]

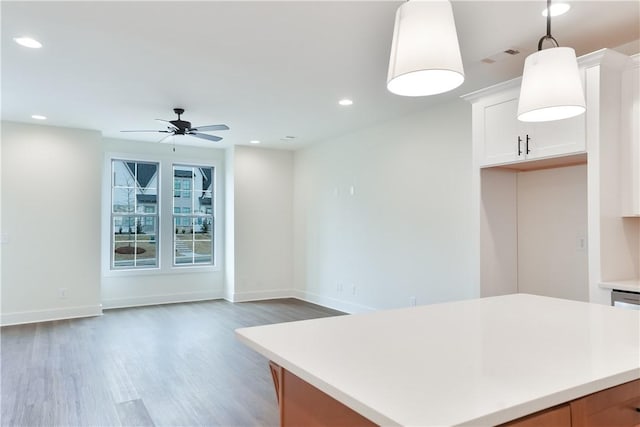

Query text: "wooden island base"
[268, 362, 640, 427]
[269, 362, 376, 427]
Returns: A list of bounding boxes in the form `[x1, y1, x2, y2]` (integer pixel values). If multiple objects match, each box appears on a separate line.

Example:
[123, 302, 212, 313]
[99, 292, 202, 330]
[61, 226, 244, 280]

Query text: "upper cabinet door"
[526, 68, 587, 159]
[621, 58, 640, 217]
[527, 113, 586, 159]
[472, 69, 586, 168]
[476, 88, 524, 167]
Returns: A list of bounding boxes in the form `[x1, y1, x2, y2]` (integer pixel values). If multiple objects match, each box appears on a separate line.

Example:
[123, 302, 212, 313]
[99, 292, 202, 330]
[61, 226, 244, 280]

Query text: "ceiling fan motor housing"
[170, 108, 190, 133]
[121, 108, 227, 142]
[170, 120, 192, 133]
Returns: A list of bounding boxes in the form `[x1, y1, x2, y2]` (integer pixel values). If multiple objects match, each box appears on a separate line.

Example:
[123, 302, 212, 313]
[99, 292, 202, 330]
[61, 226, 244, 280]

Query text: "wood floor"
[1, 299, 344, 427]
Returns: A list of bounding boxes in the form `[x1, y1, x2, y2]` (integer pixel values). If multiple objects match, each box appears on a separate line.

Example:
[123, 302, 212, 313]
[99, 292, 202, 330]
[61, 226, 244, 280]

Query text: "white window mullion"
[111, 159, 159, 270]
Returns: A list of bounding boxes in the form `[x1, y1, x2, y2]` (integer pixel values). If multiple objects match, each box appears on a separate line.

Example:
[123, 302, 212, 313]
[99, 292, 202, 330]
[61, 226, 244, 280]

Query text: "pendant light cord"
[537, 0, 559, 50]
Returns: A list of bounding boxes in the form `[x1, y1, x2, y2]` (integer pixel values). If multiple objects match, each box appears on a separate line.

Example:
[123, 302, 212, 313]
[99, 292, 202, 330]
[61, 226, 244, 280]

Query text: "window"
[182, 179, 191, 198]
[173, 165, 214, 266]
[111, 160, 159, 269]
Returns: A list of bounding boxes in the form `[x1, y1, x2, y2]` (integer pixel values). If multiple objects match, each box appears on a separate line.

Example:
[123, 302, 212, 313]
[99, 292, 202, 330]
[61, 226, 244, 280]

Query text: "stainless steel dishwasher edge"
[611, 289, 640, 310]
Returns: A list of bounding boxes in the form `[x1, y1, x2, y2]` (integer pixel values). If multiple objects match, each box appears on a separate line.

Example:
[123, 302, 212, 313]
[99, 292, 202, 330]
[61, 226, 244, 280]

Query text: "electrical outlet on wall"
[409, 296, 417, 306]
[58, 288, 68, 299]
[576, 235, 587, 252]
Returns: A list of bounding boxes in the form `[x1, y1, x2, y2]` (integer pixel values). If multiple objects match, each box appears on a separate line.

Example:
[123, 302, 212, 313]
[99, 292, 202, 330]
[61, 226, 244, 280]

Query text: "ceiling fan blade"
[157, 134, 174, 144]
[155, 119, 178, 129]
[189, 132, 222, 142]
[189, 124, 229, 132]
[121, 130, 173, 133]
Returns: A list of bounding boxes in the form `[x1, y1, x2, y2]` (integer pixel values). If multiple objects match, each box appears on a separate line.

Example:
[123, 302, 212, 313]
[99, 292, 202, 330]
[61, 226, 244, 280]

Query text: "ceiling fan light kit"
[387, 0, 465, 97]
[517, 0, 586, 122]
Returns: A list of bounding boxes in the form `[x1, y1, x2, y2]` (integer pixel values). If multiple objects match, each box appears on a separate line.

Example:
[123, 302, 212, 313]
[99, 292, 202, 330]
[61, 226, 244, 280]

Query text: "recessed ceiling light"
[542, 3, 570, 17]
[14, 37, 42, 49]
[338, 98, 353, 106]
[249, 140, 261, 144]
[280, 136, 296, 141]
[31, 114, 47, 120]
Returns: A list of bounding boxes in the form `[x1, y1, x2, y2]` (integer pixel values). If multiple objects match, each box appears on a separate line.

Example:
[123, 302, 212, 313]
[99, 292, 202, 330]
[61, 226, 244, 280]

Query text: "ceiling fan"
[121, 108, 229, 142]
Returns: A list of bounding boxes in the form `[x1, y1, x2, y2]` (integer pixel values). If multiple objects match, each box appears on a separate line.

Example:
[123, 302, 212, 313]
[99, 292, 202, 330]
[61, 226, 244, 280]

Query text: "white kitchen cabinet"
[475, 87, 522, 165]
[465, 48, 636, 305]
[468, 71, 585, 168]
[621, 54, 640, 217]
[528, 112, 585, 159]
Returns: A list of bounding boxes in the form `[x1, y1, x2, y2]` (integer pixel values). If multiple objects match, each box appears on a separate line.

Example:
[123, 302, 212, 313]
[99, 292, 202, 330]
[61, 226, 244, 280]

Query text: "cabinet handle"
[517, 136, 523, 156]
[526, 134, 531, 154]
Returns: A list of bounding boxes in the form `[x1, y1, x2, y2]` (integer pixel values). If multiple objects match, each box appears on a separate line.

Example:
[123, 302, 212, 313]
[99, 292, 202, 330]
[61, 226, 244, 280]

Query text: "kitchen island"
[236, 294, 640, 426]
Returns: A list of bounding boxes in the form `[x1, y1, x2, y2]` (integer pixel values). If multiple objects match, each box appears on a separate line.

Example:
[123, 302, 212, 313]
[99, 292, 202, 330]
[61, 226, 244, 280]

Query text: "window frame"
[110, 159, 160, 271]
[103, 153, 222, 278]
[172, 164, 216, 267]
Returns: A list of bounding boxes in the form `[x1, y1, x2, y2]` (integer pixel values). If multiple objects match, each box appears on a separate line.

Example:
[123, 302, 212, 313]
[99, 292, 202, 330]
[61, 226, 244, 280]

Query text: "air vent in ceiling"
[481, 47, 523, 65]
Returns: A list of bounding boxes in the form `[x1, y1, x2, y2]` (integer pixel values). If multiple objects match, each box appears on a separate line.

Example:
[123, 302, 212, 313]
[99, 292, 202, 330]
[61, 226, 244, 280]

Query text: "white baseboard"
[1, 305, 103, 326]
[231, 289, 295, 303]
[291, 290, 376, 314]
[0, 291, 374, 325]
[223, 286, 234, 302]
[102, 290, 224, 310]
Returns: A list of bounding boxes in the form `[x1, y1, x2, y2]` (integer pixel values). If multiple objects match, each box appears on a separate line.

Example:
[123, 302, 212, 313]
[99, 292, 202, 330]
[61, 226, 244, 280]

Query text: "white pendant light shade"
[517, 47, 585, 122]
[387, 0, 465, 97]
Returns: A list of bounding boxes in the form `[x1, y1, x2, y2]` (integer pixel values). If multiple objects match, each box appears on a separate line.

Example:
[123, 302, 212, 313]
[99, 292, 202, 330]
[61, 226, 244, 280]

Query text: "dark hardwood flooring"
[1, 299, 344, 427]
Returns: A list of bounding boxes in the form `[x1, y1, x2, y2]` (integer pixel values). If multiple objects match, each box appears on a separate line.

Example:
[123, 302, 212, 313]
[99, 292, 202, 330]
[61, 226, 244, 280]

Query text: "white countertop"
[236, 294, 640, 426]
[600, 279, 640, 293]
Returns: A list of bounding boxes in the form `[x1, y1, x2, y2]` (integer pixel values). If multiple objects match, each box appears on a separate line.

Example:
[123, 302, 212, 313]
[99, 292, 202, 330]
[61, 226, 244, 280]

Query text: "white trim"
[1, 305, 103, 326]
[230, 289, 295, 303]
[102, 290, 224, 309]
[579, 48, 629, 70]
[291, 290, 376, 314]
[228, 289, 377, 313]
[223, 147, 236, 304]
[109, 158, 161, 271]
[102, 151, 224, 278]
[171, 163, 216, 268]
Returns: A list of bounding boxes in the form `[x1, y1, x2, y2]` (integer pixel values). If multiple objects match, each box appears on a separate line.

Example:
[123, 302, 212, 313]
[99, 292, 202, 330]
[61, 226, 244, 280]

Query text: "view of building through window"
[111, 160, 159, 269]
[173, 165, 214, 265]
[110, 160, 215, 270]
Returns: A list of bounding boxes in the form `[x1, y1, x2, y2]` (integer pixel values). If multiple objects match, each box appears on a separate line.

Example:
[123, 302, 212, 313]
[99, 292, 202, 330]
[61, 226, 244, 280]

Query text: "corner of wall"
[1, 122, 103, 324]
[224, 146, 236, 301]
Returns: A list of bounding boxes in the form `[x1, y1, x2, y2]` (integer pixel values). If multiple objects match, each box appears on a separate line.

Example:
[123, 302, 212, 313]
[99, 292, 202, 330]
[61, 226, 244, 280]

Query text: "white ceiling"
[2, 1, 639, 150]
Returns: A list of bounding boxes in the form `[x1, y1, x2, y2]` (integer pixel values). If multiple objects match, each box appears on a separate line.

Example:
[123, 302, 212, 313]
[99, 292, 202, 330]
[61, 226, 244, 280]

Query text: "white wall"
[100, 138, 226, 308]
[1, 100, 476, 322]
[0, 123, 3, 316]
[232, 146, 294, 301]
[293, 99, 477, 313]
[1, 122, 102, 325]
[224, 147, 236, 301]
[480, 168, 518, 297]
[517, 165, 589, 301]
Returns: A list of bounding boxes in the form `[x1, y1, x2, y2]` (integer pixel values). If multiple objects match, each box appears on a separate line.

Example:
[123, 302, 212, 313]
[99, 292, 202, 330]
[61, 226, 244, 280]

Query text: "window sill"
[170, 264, 220, 274]
[103, 265, 220, 278]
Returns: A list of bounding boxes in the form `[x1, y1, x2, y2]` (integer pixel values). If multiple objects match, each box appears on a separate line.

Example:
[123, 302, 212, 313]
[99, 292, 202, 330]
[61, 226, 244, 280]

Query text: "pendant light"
[387, 0, 465, 97]
[517, 0, 585, 122]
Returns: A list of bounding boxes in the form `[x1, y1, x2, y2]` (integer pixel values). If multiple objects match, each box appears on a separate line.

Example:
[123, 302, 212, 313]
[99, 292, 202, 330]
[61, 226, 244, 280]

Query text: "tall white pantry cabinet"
[463, 49, 640, 305]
